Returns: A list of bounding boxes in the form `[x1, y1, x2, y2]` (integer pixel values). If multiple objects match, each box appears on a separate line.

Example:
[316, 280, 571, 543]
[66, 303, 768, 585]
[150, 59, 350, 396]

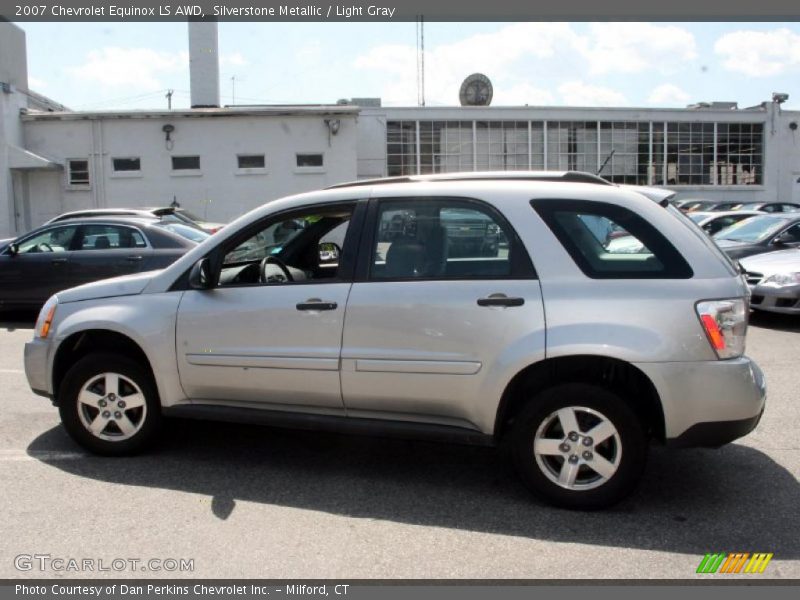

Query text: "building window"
[67, 159, 90, 186]
[386, 119, 764, 186]
[237, 154, 266, 169]
[296, 153, 324, 168]
[172, 155, 201, 171]
[112, 157, 141, 172]
[716, 123, 763, 185]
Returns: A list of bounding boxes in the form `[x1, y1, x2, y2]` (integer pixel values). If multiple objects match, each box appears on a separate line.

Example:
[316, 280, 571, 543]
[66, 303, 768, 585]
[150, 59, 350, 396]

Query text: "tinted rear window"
[531, 199, 693, 279]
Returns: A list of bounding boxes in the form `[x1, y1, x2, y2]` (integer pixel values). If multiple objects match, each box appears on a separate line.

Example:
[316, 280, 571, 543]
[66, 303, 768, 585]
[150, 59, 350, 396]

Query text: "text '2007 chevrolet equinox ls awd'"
[24, 171, 766, 509]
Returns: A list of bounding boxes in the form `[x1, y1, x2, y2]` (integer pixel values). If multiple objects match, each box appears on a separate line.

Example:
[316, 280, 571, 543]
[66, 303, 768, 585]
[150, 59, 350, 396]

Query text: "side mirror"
[188, 258, 214, 289]
[773, 231, 795, 246]
[318, 242, 340, 263]
[7, 243, 19, 256]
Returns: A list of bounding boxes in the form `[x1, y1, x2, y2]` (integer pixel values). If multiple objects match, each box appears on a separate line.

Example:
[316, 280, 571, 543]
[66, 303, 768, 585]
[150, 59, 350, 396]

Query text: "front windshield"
[156, 223, 210, 243]
[713, 215, 786, 243]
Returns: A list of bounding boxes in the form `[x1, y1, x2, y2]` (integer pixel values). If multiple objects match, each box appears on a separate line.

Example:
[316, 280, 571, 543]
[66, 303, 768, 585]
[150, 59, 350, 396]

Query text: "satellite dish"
[459, 73, 493, 106]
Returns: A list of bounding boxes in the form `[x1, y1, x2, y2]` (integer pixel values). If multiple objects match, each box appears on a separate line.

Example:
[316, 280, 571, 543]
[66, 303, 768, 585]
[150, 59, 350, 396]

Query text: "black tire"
[509, 383, 647, 510]
[58, 353, 162, 456]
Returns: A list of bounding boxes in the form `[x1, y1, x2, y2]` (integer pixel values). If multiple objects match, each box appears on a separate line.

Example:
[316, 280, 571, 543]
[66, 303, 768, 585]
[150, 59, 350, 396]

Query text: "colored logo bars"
[697, 553, 774, 574]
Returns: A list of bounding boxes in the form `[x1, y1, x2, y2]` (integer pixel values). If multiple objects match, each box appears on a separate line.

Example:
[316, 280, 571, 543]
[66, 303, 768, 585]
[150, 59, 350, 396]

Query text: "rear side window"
[531, 199, 693, 279]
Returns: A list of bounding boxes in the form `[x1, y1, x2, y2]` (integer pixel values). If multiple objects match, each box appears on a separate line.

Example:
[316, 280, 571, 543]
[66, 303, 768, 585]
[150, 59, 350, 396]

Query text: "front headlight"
[34, 295, 58, 339]
[763, 272, 800, 286]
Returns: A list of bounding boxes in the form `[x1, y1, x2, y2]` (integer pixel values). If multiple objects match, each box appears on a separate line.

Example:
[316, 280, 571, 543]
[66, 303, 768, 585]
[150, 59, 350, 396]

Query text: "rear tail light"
[695, 298, 748, 359]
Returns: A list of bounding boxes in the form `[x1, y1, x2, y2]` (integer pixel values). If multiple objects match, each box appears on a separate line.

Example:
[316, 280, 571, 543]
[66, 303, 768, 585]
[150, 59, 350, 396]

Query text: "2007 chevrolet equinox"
[24, 171, 766, 509]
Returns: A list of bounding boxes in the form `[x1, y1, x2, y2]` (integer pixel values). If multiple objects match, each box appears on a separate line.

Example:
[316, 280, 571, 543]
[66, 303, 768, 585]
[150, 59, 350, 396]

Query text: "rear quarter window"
[531, 199, 693, 279]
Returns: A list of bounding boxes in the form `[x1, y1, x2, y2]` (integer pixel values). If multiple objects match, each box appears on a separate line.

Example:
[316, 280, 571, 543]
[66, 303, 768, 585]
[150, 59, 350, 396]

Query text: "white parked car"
[24, 172, 765, 509]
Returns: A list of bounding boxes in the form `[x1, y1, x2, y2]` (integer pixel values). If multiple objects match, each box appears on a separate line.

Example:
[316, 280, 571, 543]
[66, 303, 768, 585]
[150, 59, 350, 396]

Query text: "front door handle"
[126, 255, 144, 262]
[51, 258, 67, 265]
[296, 299, 338, 311]
[477, 294, 525, 307]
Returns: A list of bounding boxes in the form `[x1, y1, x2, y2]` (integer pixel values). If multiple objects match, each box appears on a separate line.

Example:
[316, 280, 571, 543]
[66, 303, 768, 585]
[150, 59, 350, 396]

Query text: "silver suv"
[24, 172, 766, 509]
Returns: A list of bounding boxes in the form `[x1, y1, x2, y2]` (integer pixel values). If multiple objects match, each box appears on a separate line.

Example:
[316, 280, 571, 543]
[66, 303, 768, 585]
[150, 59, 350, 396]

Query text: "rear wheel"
[58, 353, 161, 455]
[510, 383, 647, 509]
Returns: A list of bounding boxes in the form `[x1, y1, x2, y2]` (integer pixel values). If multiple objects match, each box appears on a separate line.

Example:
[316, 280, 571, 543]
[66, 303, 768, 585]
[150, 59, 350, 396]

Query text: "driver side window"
[218, 205, 354, 287]
[18, 225, 78, 254]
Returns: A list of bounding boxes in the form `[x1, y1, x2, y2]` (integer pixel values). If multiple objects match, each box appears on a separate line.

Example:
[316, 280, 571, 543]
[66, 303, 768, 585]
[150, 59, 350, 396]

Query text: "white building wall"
[21, 112, 358, 227]
[0, 23, 30, 238]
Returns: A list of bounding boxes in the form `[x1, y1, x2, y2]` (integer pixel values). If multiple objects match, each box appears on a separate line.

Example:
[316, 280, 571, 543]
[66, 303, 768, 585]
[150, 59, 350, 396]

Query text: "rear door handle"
[126, 255, 144, 262]
[296, 299, 338, 311]
[477, 295, 525, 307]
[51, 258, 67, 265]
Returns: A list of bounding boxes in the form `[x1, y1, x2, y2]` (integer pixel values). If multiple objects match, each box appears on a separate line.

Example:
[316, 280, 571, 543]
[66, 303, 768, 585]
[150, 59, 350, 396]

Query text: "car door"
[0, 224, 78, 306]
[340, 197, 546, 432]
[174, 201, 362, 408]
[70, 223, 153, 287]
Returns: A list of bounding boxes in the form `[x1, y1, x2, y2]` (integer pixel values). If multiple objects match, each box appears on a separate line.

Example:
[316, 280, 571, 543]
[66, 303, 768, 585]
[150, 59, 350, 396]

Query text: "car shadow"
[749, 311, 800, 332]
[27, 419, 800, 558]
[0, 310, 36, 331]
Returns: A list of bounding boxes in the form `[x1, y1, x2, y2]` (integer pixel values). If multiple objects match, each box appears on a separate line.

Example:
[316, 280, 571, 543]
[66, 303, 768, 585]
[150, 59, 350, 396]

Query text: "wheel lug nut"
[102, 411, 110, 418]
[568, 432, 579, 442]
[114, 412, 122, 419]
[559, 443, 571, 453]
[98, 400, 106, 407]
[583, 451, 593, 461]
[118, 401, 126, 409]
[583, 437, 593, 446]
[568, 454, 579, 464]
[109, 394, 116, 401]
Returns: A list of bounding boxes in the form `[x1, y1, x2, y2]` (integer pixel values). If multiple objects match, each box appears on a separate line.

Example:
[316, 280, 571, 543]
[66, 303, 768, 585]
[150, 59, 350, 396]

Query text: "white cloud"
[558, 81, 627, 107]
[495, 83, 555, 106]
[648, 83, 691, 106]
[27, 76, 47, 90]
[68, 47, 247, 91]
[580, 23, 697, 75]
[715, 28, 800, 77]
[68, 47, 188, 88]
[354, 22, 695, 106]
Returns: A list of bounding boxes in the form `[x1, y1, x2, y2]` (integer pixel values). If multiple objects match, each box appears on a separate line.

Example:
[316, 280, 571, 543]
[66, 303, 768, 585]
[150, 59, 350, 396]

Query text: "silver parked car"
[24, 172, 766, 509]
[740, 249, 800, 314]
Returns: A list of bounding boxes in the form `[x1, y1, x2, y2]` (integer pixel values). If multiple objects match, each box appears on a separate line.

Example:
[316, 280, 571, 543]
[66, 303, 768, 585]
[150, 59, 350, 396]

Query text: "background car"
[739, 249, 800, 314]
[675, 199, 724, 212]
[686, 210, 762, 236]
[713, 214, 800, 259]
[0, 217, 207, 310]
[47, 206, 226, 234]
[715, 201, 800, 213]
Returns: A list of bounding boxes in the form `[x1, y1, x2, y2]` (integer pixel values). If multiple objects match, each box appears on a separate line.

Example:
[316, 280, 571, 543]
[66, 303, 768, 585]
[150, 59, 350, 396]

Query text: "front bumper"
[634, 356, 766, 447]
[749, 282, 800, 314]
[24, 337, 52, 399]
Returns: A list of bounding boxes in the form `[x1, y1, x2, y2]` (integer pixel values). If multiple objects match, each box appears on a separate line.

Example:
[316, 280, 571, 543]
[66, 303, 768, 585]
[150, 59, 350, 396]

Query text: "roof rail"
[325, 170, 613, 190]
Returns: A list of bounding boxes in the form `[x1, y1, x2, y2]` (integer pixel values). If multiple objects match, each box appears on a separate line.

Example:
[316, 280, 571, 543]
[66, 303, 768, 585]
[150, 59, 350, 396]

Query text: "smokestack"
[188, 21, 220, 108]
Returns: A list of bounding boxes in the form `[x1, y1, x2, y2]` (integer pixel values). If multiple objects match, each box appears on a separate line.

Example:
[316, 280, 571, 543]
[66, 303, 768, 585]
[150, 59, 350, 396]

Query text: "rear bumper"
[667, 410, 764, 448]
[635, 356, 766, 446]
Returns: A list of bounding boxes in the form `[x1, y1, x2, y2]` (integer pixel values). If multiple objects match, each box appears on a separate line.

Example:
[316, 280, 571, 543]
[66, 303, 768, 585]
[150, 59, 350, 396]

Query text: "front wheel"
[58, 353, 162, 455]
[509, 383, 647, 510]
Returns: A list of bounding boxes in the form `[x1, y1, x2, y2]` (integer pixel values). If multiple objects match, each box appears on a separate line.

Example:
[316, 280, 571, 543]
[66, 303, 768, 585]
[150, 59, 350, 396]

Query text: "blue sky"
[17, 22, 800, 110]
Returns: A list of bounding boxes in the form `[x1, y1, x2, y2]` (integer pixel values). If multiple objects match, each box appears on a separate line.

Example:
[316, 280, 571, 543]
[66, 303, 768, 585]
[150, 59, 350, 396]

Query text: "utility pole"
[166, 89, 173, 110]
[231, 76, 236, 105]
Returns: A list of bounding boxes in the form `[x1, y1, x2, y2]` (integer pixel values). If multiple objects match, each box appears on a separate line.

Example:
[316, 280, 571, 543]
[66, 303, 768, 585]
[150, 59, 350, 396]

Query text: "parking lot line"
[0, 450, 85, 461]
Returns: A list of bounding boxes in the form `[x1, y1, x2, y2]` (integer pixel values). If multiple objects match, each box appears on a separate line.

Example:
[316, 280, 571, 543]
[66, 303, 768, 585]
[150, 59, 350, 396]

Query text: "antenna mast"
[416, 16, 425, 106]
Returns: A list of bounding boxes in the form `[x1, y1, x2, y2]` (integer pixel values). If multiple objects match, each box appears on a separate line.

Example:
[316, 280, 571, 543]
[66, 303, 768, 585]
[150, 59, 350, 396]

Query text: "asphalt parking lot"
[0, 310, 797, 580]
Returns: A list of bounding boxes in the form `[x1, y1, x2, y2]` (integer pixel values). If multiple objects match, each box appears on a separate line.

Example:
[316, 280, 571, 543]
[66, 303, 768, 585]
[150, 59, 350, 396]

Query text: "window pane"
[68, 160, 90, 185]
[77, 225, 145, 250]
[112, 157, 141, 172]
[372, 200, 512, 279]
[296, 153, 324, 168]
[19, 226, 77, 253]
[172, 156, 201, 170]
[238, 155, 265, 169]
